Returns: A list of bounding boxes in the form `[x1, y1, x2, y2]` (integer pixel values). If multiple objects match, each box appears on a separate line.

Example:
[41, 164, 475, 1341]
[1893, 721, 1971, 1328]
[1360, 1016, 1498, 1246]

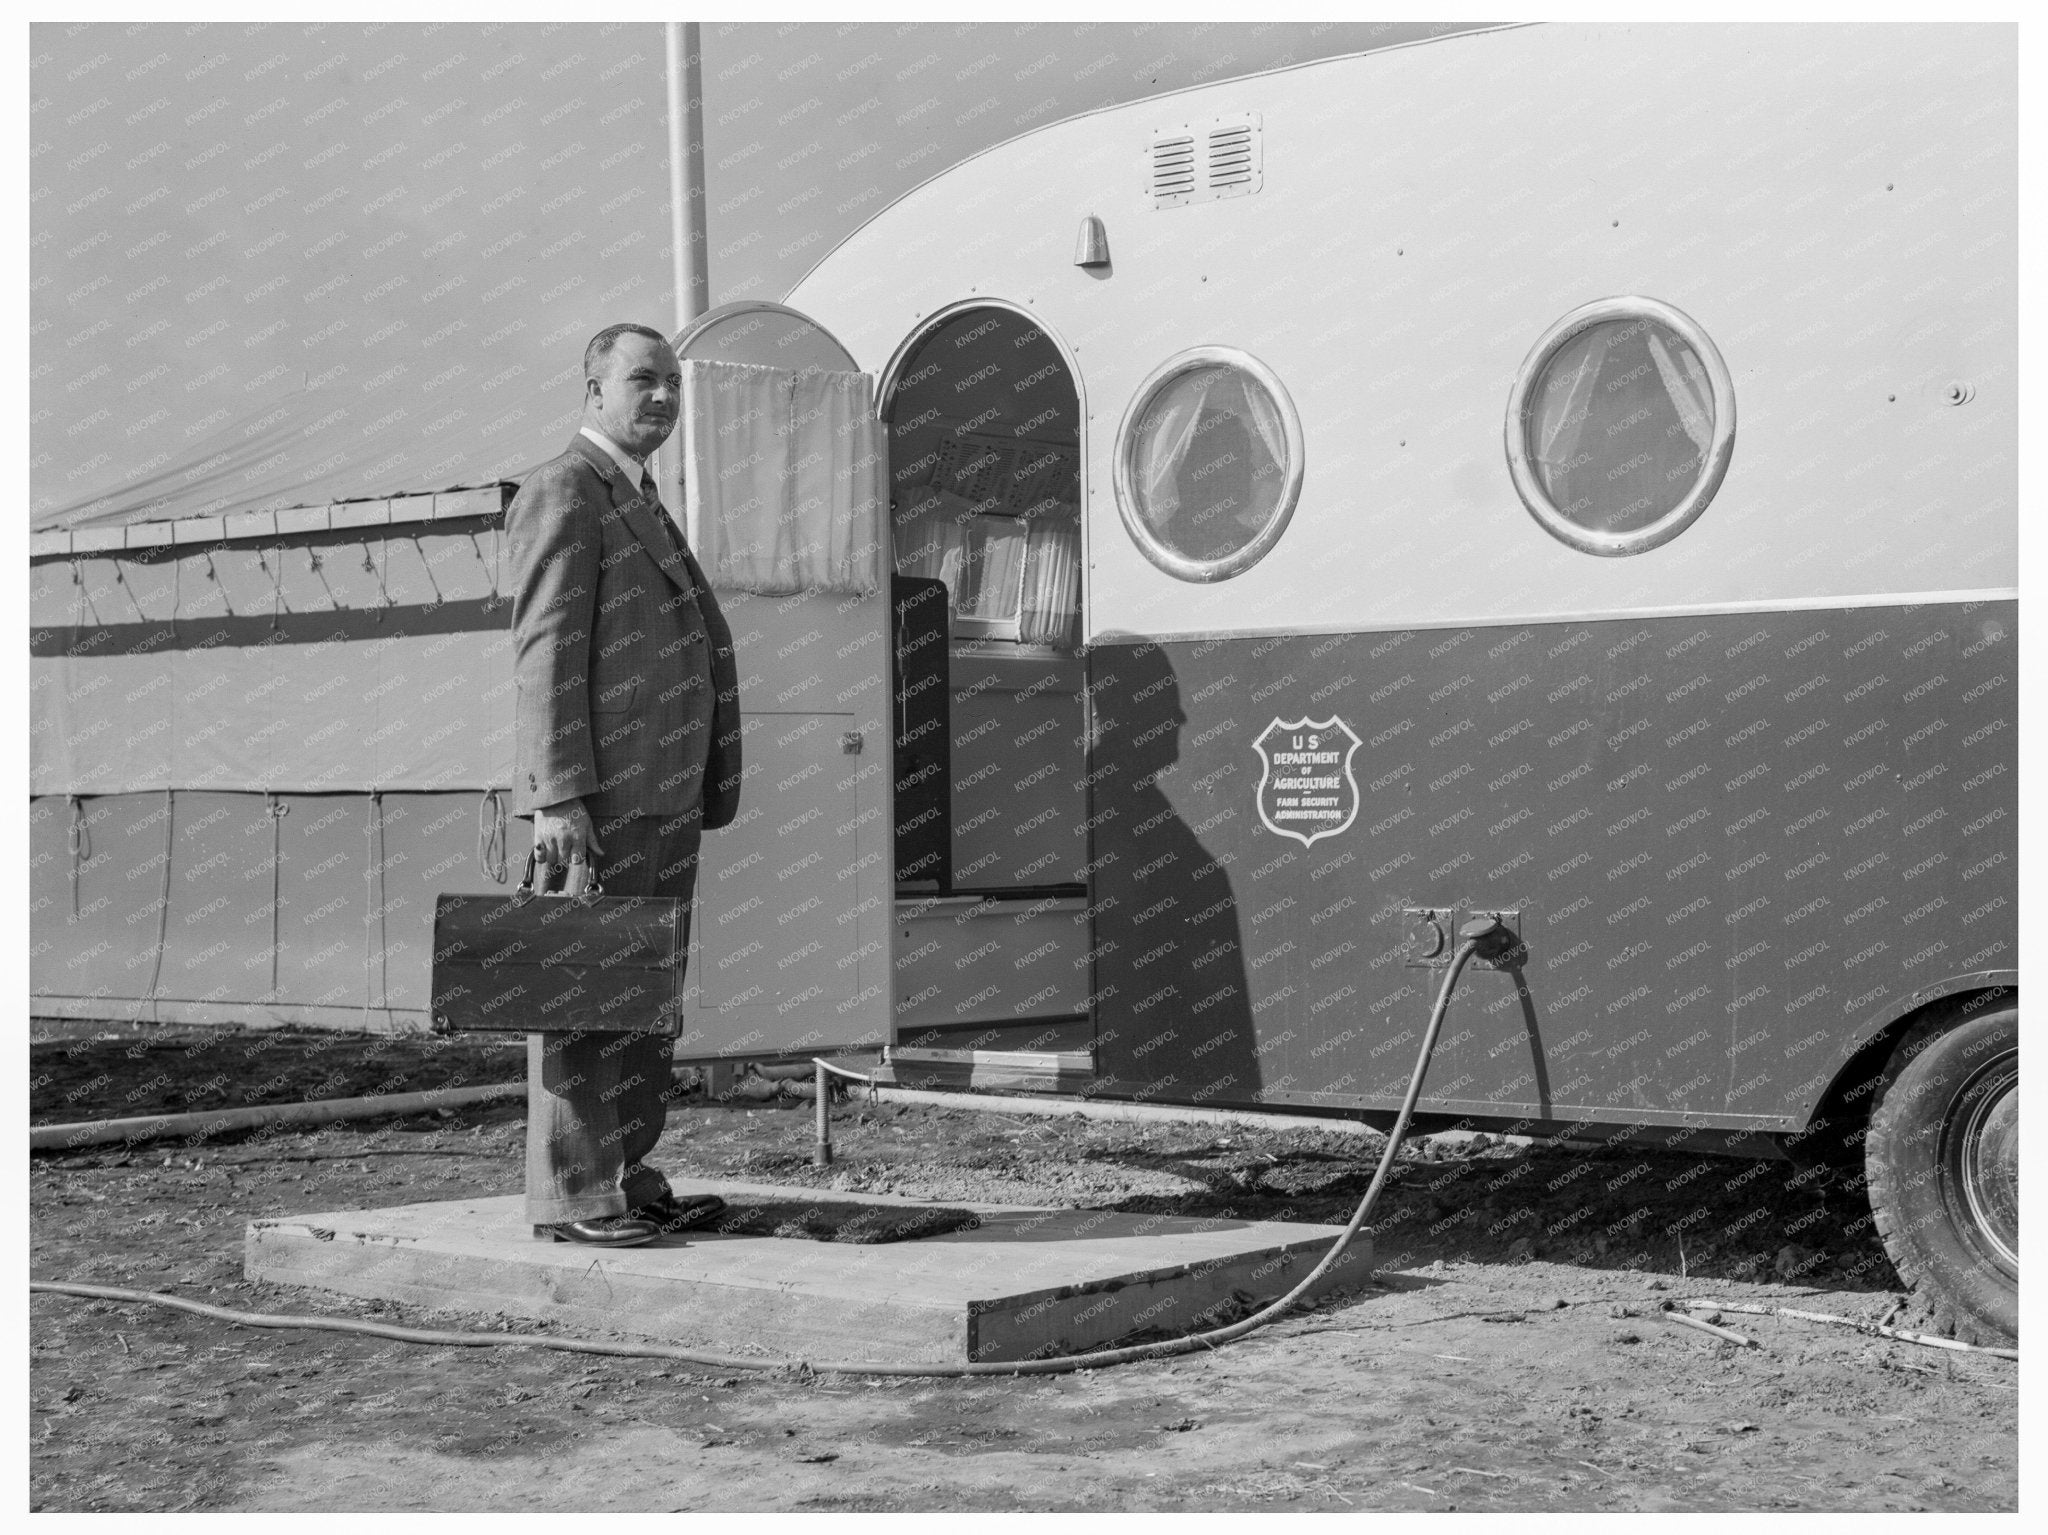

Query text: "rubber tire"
[1781, 1072, 1875, 1182]
[1864, 1002, 2018, 1346]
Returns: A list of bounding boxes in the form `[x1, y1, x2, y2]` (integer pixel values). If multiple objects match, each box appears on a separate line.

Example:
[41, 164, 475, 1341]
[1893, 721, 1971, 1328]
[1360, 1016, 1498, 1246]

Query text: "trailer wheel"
[1864, 1002, 2018, 1346]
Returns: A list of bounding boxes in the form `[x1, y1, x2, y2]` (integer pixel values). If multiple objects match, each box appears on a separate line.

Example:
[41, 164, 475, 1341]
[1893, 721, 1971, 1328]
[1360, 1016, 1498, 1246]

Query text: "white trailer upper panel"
[787, 24, 2015, 642]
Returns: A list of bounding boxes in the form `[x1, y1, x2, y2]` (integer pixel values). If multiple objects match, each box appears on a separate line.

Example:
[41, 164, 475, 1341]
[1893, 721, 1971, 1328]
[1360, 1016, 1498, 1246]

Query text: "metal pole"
[662, 20, 710, 544]
[664, 21, 708, 336]
[812, 1057, 833, 1167]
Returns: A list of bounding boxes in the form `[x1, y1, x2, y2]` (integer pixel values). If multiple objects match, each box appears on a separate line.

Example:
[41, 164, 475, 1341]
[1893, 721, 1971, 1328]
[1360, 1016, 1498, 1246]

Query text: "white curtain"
[1533, 325, 1714, 471]
[1134, 368, 1287, 537]
[967, 516, 1027, 622]
[894, 487, 1079, 646]
[1646, 330, 1714, 457]
[1533, 328, 1612, 464]
[1019, 513, 1081, 647]
[893, 485, 981, 601]
[682, 358, 889, 596]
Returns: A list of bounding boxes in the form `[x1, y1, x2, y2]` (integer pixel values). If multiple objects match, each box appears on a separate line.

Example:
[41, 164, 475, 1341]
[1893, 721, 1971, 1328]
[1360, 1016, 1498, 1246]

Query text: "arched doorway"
[878, 304, 1094, 1063]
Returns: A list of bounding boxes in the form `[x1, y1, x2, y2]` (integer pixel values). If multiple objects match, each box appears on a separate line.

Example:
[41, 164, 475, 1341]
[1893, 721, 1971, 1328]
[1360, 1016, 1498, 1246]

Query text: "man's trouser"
[524, 809, 702, 1226]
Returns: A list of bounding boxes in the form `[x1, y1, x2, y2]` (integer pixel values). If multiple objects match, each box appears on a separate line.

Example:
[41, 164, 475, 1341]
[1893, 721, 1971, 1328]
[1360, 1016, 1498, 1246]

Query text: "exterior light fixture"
[1074, 215, 1110, 268]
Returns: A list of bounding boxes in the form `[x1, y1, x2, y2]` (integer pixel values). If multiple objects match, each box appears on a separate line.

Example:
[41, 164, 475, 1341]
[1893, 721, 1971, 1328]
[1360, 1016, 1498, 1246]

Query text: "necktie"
[639, 474, 685, 553]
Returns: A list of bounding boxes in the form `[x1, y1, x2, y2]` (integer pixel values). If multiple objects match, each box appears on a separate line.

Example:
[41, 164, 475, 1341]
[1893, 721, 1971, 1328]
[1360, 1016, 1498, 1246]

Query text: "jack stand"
[813, 1059, 834, 1167]
[809, 1058, 878, 1168]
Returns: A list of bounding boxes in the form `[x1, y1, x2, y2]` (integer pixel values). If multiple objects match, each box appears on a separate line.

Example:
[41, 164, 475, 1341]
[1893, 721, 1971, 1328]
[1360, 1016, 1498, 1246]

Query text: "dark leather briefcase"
[430, 856, 686, 1036]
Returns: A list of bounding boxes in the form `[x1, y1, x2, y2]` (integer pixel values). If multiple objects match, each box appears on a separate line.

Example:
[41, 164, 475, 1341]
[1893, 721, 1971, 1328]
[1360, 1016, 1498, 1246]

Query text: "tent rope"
[470, 530, 501, 611]
[136, 789, 174, 1029]
[362, 790, 385, 1030]
[477, 790, 508, 884]
[71, 558, 99, 627]
[262, 543, 287, 627]
[267, 794, 283, 1000]
[412, 533, 444, 609]
[115, 557, 145, 619]
[66, 795, 88, 918]
[364, 542, 393, 613]
[308, 546, 340, 610]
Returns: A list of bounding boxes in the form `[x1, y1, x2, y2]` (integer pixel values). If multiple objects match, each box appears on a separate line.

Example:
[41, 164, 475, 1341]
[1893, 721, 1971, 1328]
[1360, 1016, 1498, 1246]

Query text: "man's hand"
[533, 798, 605, 895]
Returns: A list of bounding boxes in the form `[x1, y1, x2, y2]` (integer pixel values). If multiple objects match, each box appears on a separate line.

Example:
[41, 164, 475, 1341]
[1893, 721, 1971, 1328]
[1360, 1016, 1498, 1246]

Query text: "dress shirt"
[579, 425, 685, 543]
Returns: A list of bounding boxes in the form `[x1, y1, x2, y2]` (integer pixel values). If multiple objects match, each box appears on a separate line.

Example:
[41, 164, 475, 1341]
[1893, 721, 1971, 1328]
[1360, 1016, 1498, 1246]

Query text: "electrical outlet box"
[1468, 909, 1529, 970]
[1402, 907, 1457, 968]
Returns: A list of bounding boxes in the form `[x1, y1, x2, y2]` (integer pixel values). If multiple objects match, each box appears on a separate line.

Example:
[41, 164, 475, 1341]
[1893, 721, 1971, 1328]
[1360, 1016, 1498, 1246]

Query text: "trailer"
[740, 22, 2019, 1341]
[29, 23, 2016, 1342]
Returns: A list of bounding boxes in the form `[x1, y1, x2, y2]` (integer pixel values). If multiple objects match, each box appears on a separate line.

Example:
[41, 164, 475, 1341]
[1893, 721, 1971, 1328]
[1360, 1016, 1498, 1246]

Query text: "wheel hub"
[1954, 1059, 2019, 1275]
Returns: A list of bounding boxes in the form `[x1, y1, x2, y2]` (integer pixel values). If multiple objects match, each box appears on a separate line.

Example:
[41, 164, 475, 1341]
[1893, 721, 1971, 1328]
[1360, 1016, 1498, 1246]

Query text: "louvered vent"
[1205, 120, 1260, 198]
[1147, 114, 1262, 208]
[1149, 134, 1198, 208]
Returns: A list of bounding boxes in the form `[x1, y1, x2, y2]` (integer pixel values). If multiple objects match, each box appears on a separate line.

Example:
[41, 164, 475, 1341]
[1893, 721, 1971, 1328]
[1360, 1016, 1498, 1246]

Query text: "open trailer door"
[654, 302, 894, 1064]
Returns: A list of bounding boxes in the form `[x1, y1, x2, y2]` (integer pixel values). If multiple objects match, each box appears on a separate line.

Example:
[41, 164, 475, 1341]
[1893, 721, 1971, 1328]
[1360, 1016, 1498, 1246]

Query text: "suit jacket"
[507, 433, 742, 829]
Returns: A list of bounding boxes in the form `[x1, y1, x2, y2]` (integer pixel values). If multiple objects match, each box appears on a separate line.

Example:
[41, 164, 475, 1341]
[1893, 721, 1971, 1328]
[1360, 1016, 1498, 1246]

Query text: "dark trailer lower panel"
[1082, 601, 2016, 1137]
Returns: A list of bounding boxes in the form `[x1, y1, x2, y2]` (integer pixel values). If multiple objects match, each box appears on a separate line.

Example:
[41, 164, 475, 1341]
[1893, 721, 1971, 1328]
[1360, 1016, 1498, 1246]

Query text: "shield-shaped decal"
[1252, 716, 1364, 848]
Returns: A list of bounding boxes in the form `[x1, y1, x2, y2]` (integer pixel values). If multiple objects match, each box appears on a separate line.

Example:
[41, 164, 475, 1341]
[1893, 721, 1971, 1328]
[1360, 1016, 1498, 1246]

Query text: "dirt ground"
[29, 1025, 2017, 1512]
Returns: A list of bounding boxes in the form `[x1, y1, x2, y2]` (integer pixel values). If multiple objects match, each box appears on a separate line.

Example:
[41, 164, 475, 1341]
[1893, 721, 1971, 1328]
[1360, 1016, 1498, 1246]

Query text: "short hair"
[583, 323, 671, 381]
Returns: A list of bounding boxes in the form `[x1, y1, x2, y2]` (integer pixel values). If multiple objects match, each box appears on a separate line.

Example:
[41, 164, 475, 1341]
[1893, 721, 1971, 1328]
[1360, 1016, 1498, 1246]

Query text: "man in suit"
[507, 322, 742, 1247]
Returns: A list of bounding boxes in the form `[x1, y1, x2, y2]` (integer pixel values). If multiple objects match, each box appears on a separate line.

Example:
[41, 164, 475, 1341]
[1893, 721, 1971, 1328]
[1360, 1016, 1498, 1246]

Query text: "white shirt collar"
[579, 426, 645, 489]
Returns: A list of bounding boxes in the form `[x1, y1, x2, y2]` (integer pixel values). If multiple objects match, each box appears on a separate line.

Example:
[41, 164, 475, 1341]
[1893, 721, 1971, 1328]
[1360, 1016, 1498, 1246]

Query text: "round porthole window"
[1113, 346, 1304, 582]
[1505, 297, 1735, 557]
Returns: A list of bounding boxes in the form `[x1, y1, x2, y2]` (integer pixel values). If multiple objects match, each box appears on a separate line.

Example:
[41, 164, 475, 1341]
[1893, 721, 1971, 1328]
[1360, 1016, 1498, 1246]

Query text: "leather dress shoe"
[533, 1215, 661, 1247]
[630, 1192, 727, 1235]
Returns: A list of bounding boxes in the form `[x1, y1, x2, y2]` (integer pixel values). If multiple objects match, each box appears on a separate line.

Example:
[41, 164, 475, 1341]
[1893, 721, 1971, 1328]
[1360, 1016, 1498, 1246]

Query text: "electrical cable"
[32, 924, 1503, 1377]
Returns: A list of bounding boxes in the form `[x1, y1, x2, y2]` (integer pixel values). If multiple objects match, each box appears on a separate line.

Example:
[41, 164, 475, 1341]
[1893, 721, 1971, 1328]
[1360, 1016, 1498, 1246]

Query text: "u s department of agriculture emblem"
[1253, 716, 1364, 848]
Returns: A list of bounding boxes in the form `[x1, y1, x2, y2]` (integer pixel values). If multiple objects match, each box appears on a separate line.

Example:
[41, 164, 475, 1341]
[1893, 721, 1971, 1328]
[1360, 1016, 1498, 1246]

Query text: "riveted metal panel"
[892, 895, 1091, 1036]
[947, 649, 1087, 890]
[673, 579, 898, 1061]
[687, 714, 860, 1046]
[787, 26, 2014, 643]
[1085, 600, 2016, 1132]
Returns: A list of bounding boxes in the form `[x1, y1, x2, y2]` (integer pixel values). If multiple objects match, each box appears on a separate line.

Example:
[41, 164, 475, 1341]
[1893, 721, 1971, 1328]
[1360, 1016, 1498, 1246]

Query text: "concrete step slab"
[245, 1178, 1373, 1365]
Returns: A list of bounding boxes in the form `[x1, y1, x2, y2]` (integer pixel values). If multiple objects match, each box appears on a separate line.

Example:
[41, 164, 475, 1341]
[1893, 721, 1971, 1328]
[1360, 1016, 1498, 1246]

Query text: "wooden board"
[874, 1045, 1095, 1096]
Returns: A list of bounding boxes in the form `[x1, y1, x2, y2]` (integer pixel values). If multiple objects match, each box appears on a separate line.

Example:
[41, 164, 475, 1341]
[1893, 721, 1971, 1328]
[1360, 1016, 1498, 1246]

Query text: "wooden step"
[874, 1044, 1094, 1096]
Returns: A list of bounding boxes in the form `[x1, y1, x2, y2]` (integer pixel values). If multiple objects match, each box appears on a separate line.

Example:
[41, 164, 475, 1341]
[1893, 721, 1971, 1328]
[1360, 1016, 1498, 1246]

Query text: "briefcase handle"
[510, 848, 606, 906]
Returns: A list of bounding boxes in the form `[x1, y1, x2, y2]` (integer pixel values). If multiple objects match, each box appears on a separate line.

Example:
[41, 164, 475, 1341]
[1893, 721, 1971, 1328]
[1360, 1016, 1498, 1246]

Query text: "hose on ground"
[31, 928, 1497, 1377]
